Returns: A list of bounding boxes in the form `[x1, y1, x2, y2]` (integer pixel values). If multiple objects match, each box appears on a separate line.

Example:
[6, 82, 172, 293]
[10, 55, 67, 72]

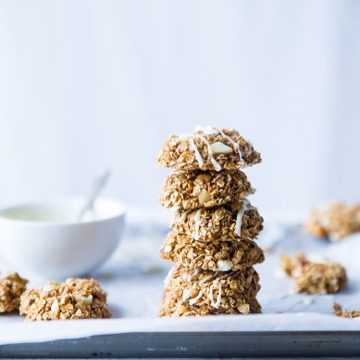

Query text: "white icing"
[188, 290, 203, 305]
[235, 199, 255, 236]
[215, 127, 244, 163]
[209, 281, 223, 309]
[195, 134, 222, 171]
[199, 274, 215, 285]
[189, 137, 204, 166]
[185, 126, 251, 171]
[194, 208, 202, 240]
[192, 268, 200, 277]
[215, 282, 222, 308]
[182, 288, 192, 302]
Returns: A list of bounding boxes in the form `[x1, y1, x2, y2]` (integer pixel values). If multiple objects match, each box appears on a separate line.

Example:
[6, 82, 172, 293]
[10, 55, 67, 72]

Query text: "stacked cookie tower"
[157, 126, 264, 316]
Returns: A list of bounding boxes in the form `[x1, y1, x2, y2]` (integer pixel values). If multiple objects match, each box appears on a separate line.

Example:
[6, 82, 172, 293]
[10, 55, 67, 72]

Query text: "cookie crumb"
[333, 302, 360, 318]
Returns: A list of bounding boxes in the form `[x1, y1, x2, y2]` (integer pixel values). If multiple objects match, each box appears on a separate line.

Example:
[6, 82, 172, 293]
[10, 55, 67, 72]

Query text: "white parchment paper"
[1, 209, 360, 345]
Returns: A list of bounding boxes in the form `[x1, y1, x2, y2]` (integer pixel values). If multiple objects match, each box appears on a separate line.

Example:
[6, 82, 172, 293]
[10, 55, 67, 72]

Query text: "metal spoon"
[77, 169, 110, 221]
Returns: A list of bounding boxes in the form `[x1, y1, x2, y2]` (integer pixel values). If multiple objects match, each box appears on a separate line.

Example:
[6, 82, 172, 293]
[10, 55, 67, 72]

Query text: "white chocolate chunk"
[215, 260, 233, 271]
[210, 141, 233, 154]
[198, 189, 210, 205]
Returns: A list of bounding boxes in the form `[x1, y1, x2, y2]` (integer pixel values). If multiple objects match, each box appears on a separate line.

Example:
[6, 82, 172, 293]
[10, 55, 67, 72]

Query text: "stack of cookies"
[157, 126, 264, 316]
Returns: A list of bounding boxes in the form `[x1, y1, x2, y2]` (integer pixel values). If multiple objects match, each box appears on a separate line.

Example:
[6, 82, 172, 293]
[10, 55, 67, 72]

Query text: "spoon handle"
[77, 170, 110, 221]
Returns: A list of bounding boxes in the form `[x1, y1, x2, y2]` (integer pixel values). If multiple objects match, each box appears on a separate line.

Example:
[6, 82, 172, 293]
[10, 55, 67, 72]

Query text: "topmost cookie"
[157, 126, 261, 171]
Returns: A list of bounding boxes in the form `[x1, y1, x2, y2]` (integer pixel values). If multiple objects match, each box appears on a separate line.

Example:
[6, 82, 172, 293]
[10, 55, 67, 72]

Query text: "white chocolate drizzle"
[215, 127, 244, 163]
[182, 288, 192, 302]
[194, 208, 203, 240]
[199, 274, 215, 285]
[194, 133, 222, 171]
[182, 125, 251, 171]
[235, 199, 256, 236]
[188, 290, 204, 305]
[209, 281, 223, 309]
[189, 137, 204, 167]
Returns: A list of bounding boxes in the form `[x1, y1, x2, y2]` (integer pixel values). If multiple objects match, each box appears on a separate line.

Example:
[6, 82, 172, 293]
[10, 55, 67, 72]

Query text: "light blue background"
[0, 0, 359, 218]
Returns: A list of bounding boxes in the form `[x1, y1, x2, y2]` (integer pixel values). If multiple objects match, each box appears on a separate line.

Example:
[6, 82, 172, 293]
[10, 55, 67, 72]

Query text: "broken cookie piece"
[333, 302, 360, 318]
[20, 278, 111, 321]
[305, 202, 360, 241]
[280, 253, 347, 294]
[0, 272, 28, 313]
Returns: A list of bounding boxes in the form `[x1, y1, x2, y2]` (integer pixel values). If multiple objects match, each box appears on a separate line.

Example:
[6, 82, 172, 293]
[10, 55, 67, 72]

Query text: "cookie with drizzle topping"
[157, 126, 261, 171]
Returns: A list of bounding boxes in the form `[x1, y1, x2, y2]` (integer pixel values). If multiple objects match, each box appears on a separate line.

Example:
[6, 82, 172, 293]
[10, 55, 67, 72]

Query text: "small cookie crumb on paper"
[333, 303, 360, 318]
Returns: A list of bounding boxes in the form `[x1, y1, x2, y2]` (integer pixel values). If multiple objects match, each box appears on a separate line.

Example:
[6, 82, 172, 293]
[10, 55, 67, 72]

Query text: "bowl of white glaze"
[0, 198, 125, 280]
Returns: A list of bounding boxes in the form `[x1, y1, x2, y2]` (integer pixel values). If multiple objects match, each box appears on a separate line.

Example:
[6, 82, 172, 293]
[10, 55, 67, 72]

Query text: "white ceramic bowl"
[0, 198, 125, 281]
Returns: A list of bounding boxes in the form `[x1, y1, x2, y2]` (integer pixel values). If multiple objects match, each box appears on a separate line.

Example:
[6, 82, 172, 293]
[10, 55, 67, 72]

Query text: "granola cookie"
[305, 202, 360, 241]
[172, 200, 263, 242]
[160, 293, 262, 317]
[159, 266, 261, 317]
[280, 253, 347, 294]
[20, 278, 111, 321]
[0, 272, 28, 313]
[157, 126, 261, 171]
[160, 231, 265, 271]
[159, 169, 254, 209]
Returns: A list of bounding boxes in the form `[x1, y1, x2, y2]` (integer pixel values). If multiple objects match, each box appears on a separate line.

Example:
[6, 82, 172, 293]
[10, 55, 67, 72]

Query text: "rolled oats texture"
[161, 231, 265, 271]
[159, 169, 254, 209]
[20, 278, 111, 321]
[157, 128, 261, 171]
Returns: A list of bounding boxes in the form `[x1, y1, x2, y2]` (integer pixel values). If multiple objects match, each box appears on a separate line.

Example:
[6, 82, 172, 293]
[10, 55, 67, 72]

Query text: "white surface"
[1, 214, 360, 345]
[0, 1, 360, 217]
[0, 198, 125, 280]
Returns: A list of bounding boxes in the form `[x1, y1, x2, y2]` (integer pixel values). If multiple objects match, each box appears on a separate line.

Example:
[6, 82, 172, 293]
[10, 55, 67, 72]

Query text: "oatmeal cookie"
[157, 126, 261, 171]
[280, 253, 347, 294]
[305, 202, 360, 241]
[160, 293, 262, 317]
[160, 231, 265, 271]
[159, 266, 261, 317]
[159, 169, 254, 209]
[20, 278, 111, 321]
[172, 200, 263, 241]
[0, 272, 28, 313]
